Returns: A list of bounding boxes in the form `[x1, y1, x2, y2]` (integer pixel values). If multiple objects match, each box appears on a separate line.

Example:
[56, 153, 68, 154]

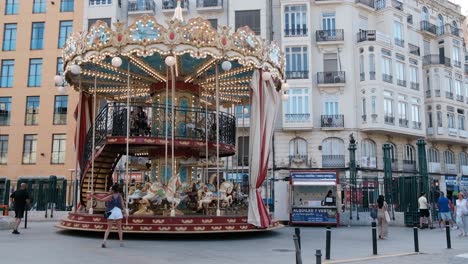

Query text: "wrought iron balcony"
[403, 160, 416, 172]
[375, 0, 385, 10]
[316, 29, 344, 42]
[321, 115, 344, 128]
[399, 118, 408, 127]
[384, 115, 395, 124]
[128, 0, 155, 13]
[357, 30, 376, 43]
[284, 27, 308, 37]
[382, 74, 393, 83]
[454, 60, 461, 68]
[360, 72, 365, 81]
[397, 79, 406, 87]
[410, 82, 419, 90]
[435, 89, 441, 97]
[413, 121, 421, 129]
[196, 0, 222, 8]
[437, 24, 461, 37]
[423, 55, 451, 67]
[355, 0, 374, 9]
[394, 38, 404, 47]
[409, 43, 420, 56]
[284, 113, 311, 123]
[425, 90, 431, 98]
[369, 71, 376, 80]
[286, 71, 309, 79]
[162, 0, 188, 9]
[322, 155, 345, 168]
[317, 71, 346, 84]
[446, 91, 454, 99]
[420, 21, 437, 35]
[391, 0, 403, 11]
[457, 94, 464, 102]
[289, 155, 308, 165]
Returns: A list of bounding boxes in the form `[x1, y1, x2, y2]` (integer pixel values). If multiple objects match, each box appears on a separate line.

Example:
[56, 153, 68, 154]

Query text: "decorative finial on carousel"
[172, 0, 184, 23]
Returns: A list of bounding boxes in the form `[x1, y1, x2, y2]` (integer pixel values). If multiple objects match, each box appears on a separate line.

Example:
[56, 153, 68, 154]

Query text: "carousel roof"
[62, 15, 285, 105]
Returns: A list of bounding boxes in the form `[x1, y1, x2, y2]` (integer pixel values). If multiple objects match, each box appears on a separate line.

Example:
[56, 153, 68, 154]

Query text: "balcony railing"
[457, 95, 464, 102]
[420, 21, 437, 35]
[399, 118, 408, 127]
[397, 79, 406, 87]
[435, 89, 441, 97]
[316, 29, 344, 42]
[360, 72, 365, 81]
[284, 113, 311, 123]
[286, 71, 309, 79]
[423, 55, 451, 67]
[284, 27, 308, 37]
[322, 155, 345, 168]
[128, 0, 156, 13]
[394, 38, 404, 47]
[375, 0, 386, 10]
[196, 0, 223, 8]
[408, 43, 420, 56]
[369, 71, 376, 80]
[355, 0, 374, 8]
[454, 60, 461, 68]
[403, 160, 416, 172]
[317, 71, 346, 84]
[357, 30, 376, 42]
[321, 115, 344, 128]
[446, 91, 454, 99]
[413, 121, 421, 129]
[289, 155, 308, 165]
[382, 74, 393, 83]
[391, 0, 403, 11]
[438, 24, 461, 37]
[425, 90, 431, 98]
[384, 115, 395, 124]
[162, 0, 188, 9]
[410, 82, 419, 90]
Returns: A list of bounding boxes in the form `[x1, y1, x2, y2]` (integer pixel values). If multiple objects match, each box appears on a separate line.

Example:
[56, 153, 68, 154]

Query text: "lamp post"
[348, 134, 357, 220]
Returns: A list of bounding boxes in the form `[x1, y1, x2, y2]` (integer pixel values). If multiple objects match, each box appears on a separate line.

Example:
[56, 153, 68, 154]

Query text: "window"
[207, 19, 217, 29]
[235, 10, 261, 35]
[323, 53, 338, 72]
[25, 96, 40, 125]
[284, 88, 310, 122]
[2, 24, 17, 51]
[58, 21, 73, 48]
[89, 0, 112, 5]
[455, 80, 462, 96]
[404, 145, 415, 162]
[382, 56, 392, 82]
[362, 98, 366, 116]
[88, 18, 112, 30]
[409, 65, 418, 85]
[437, 111, 443, 127]
[5, 0, 18, 15]
[0, 135, 7, 164]
[396, 61, 405, 86]
[428, 148, 440, 163]
[54, 95, 68, 125]
[284, 5, 307, 36]
[31, 22, 45, 50]
[453, 46, 461, 67]
[371, 96, 376, 115]
[359, 55, 365, 81]
[33, 0, 46, 13]
[324, 101, 339, 115]
[384, 98, 393, 117]
[322, 12, 336, 31]
[289, 137, 307, 158]
[56, 57, 64, 75]
[427, 111, 433, 128]
[447, 113, 455, 128]
[28, 59, 43, 87]
[387, 142, 397, 161]
[445, 77, 453, 92]
[60, 0, 74, 12]
[285, 47, 308, 79]
[22, 135, 38, 164]
[0, 60, 14, 88]
[411, 105, 420, 128]
[361, 139, 376, 168]
[423, 40, 430, 55]
[398, 101, 407, 120]
[322, 137, 345, 168]
[51, 134, 66, 164]
[458, 115, 465, 130]
[0, 97, 11, 125]
[369, 54, 376, 80]
[444, 150, 455, 165]
[460, 153, 468, 167]
[237, 136, 249, 166]
[421, 7, 429, 22]
[437, 14, 444, 29]
[393, 20, 403, 47]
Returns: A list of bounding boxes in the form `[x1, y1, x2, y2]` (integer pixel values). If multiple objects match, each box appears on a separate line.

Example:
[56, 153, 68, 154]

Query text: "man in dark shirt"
[9, 183, 30, 234]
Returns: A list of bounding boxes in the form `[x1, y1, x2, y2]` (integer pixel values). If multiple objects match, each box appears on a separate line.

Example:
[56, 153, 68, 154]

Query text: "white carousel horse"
[197, 180, 234, 210]
[140, 173, 182, 216]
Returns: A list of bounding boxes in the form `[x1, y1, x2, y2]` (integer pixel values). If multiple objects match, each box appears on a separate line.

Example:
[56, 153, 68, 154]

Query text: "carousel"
[56, 3, 287, 233]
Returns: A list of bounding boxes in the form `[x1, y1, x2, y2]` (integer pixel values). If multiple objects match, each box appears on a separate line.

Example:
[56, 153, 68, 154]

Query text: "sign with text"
[291, 207, 337, 224]
[290, 171, 337, 182]
[461, 176, 468, 187]
[445, 175, 458, 186]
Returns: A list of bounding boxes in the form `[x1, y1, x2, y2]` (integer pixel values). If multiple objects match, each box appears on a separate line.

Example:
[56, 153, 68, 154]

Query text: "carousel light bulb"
[262, 71, 271, 81]
[57, 86, 67, 95]
[112, 56, 122, 67]
[165, 56, 176, 67]
[54, 75, 63, 86]
[282, 82, 290, 92]
[221, 61, 232, 71]
[70, 64, 81, 75]
[281, 92, 289, 102]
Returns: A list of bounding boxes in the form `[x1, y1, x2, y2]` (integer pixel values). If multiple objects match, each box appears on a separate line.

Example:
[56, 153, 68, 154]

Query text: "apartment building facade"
[0, 1, 82, 182]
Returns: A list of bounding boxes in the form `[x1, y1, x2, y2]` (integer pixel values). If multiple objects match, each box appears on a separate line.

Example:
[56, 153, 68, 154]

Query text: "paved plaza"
[1, 219, 468, 264]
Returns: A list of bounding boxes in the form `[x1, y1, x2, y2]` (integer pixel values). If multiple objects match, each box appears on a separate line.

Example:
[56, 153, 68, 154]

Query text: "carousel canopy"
[62, 15, 285, 105]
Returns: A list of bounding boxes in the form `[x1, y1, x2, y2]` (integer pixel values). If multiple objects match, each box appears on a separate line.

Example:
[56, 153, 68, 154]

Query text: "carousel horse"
[197, 180, 235, 210]
[140, 173, 182, 216]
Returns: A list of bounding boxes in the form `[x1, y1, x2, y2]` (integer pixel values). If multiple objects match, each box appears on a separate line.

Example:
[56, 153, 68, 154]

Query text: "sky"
[450, 0, 468, 16]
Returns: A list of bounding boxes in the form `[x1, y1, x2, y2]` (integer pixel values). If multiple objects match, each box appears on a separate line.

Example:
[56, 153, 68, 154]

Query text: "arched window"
[359, 55, 365, 81]
[437, 14, 444, 28]
[421, 7, 429, 22]
[404, 144, 415, 162]
[289, 137, 308, 158]
[361, 139, 376, 168]
[428, 148, 440, 163]
[460, 152, 468, 166]
[452, 21, 458, 28]
[322, 137, 345, 168]
[444, 150, 455, 165]
[386, 142, 397, 161]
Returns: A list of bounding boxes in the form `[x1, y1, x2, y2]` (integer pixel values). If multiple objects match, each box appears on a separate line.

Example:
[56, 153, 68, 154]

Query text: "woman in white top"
[454, 192, 468, 236]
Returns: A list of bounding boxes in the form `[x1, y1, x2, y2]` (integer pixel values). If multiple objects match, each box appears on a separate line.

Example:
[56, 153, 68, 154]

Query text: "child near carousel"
[94, 184, 127, 248]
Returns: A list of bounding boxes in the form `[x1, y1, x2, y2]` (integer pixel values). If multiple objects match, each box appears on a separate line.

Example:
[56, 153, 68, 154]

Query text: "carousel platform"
[56, 213, 283, 234]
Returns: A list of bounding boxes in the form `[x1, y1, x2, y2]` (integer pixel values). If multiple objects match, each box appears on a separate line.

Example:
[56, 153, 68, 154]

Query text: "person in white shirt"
[455, 192, 468, 236]
[418, 192, 432, 229]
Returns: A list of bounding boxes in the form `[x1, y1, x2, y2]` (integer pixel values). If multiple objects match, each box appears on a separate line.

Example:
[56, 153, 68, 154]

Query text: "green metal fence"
[16, 176, 67, 211]
[0, 178, 10, 205]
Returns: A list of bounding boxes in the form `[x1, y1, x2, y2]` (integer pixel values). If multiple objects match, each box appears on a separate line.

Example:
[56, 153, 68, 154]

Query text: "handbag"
[385, 211, 391, 222]
[104, 210, 112, 218]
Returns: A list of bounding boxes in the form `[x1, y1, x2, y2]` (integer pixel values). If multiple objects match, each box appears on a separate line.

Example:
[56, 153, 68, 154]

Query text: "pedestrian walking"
[9, 183, 30, 234]
[94, 184, 127, 248]
[418, 192, 433, 229]
[454, 192, 468, 236]
[376, 195, 389, 239]
[437, 192, 454, 229]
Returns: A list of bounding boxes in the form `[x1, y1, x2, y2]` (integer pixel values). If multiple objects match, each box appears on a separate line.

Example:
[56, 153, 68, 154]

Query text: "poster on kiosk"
[290, 171, 340, 226]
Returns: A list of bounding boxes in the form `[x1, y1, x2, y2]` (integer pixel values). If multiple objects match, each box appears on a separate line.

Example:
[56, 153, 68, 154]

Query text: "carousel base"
[56, 213, 283, 234]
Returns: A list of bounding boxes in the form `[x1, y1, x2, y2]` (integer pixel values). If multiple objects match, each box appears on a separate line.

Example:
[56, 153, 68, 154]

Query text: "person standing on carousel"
[94, 184, 127, 248]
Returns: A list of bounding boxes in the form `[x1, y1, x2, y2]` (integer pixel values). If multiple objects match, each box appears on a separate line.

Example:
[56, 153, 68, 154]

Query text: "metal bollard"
[445, 220, 451, 249]
[295, 227, 301, 250]
[371, 221, 377, 255]
[293, 234, 302, 264]
[315, 249, 322, 264]
[325, 225, 331, 260]
[413, 223, 419, 253]
[24, 209, 28, 229]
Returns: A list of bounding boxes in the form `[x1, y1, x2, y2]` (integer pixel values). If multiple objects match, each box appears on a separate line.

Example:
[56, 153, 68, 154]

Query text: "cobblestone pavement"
[0, 220, 467, 264]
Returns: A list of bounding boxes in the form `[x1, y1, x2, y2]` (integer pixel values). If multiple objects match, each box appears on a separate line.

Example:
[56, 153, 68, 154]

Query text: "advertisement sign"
[445, 175, 458, 186]
[291, 208, 337, 223]
[460, 176, 468, 187]
[290, 171, 337, 181]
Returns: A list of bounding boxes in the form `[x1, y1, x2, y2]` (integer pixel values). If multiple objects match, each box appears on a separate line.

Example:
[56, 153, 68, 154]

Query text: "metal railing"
[286, 71, 309, 79]
[316, 29, 344, 42]
[391, 0, 403, 11]
[423, 55, 451, 67]
[321, 115, 344, 128]
[162, 0, 188, 9]
[357, 30, 376, 42]
[322, 155, 345, 168]
[375, 0, 386, 10]
[284, 27, 308, 36]
[355, 0, 374, 8]
[435, 89, 441, 97]
[420, 21, 437, 35]
[284, 113, 311, 123]
[317, 71, 346, 84]
[128, 0, 155, 12]
[382, 74, 393, 83]
[413, 121, 421, 129]
[399, 118, 408, 127]
[408, 43, 420, 56]
[289, 155, 308, 165]
[457, 95, 464, 102]
[384, 115, 395, 124]
[410, 82, 419, 90]
[196, 0, 222, 8]
[446, 91, 454, 99]
[454, 60, 461, 68]
[425, 90, 431, 98]
[394, 38, 404, 47]
[397, 79, 406, 87]
[369, 71, 376, 80]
